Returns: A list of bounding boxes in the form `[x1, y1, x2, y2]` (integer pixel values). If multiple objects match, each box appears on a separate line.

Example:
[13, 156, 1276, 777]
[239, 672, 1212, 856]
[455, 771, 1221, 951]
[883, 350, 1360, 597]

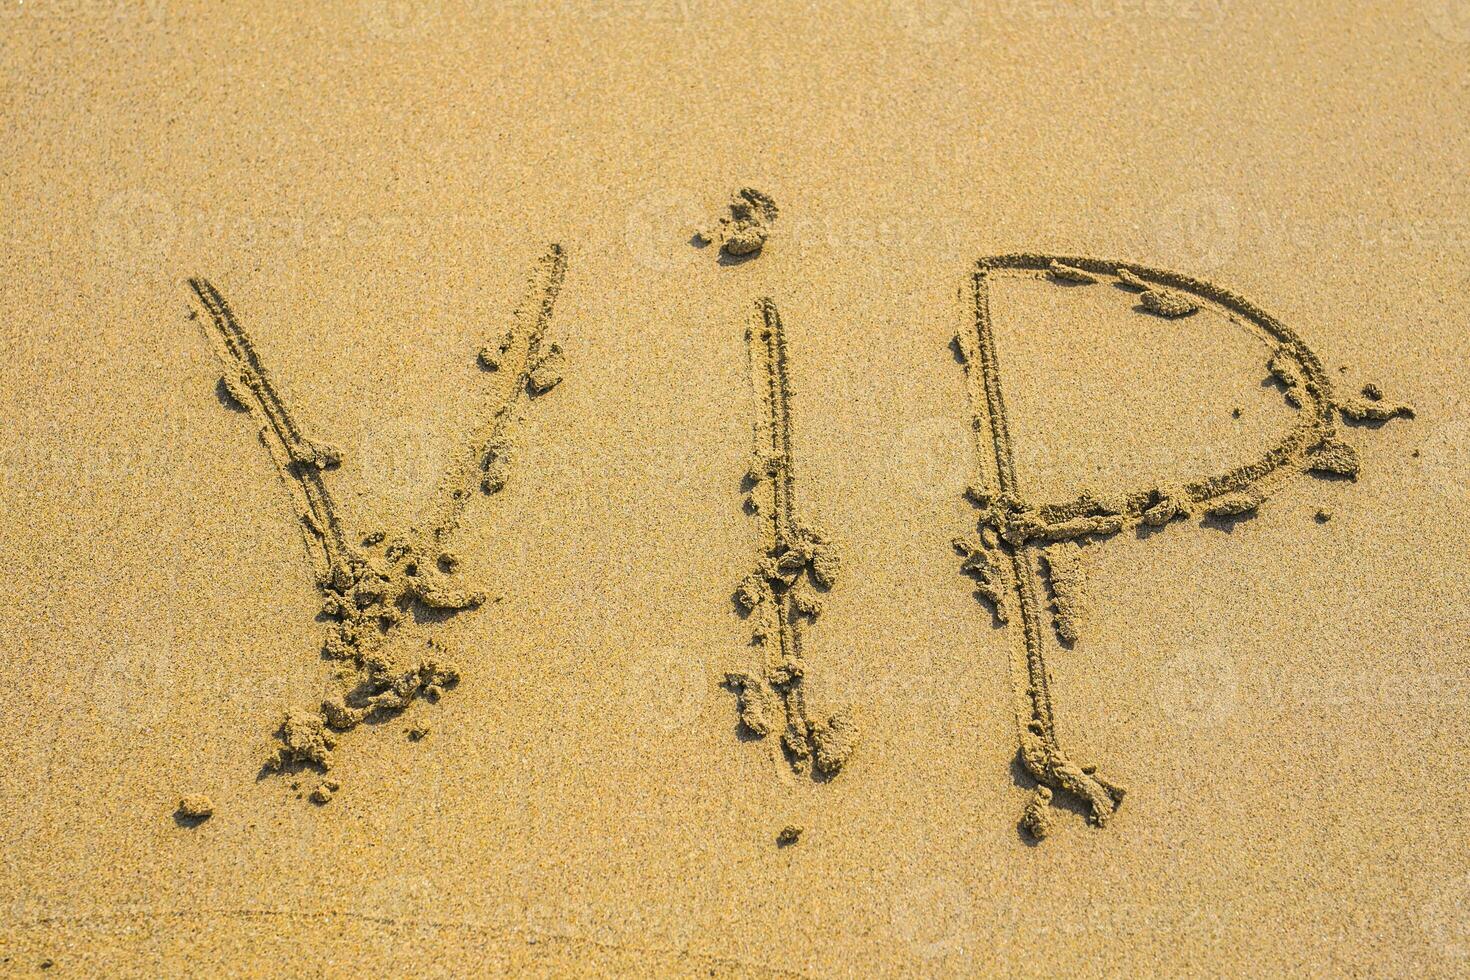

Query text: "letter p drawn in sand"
[952, 254, 1413, 840]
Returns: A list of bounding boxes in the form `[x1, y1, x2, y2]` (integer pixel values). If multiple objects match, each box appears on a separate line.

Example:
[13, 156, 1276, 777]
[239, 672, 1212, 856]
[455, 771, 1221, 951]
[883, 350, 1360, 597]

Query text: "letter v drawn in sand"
[951, 254, 1412, 839]
[187, 244, 568, 795]
[725, 298, 859, 778]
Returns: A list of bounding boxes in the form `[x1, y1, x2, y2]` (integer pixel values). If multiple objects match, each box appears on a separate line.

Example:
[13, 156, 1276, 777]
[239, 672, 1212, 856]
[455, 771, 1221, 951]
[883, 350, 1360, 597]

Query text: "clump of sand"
[696, 187, 778, 257]
[309, 780, 341, 805]
[264, 711, 336, 773]
[176, 795, 214, 821]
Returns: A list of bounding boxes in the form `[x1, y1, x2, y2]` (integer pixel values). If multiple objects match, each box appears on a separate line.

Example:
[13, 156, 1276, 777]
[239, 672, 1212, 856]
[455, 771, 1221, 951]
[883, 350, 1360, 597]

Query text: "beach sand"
[1, 2, 1467, 974]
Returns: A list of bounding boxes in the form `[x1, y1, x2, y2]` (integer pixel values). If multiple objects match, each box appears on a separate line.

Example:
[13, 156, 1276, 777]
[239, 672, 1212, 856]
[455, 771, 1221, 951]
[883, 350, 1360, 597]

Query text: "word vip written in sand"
[951, 254, 1412, 840]
[187, 245, 567, 798]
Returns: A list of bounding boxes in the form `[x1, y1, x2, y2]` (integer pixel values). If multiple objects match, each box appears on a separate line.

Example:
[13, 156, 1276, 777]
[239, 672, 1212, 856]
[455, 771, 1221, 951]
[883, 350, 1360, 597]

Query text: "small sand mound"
[697, 187, 778, 258]
[176, 794, 214, 821]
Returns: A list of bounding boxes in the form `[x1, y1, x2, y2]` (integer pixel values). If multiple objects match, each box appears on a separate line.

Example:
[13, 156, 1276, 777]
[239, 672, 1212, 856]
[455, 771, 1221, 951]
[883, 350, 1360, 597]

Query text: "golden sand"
[2, 2, 1467, 975]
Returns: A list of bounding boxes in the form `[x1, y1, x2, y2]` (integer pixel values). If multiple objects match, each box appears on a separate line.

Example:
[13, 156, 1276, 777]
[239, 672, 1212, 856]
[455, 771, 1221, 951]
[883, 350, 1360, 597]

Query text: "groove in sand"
[725, 298, 857, 778]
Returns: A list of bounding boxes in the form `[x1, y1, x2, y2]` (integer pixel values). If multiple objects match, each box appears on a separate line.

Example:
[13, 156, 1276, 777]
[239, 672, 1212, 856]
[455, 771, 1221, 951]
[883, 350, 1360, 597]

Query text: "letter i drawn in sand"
[725, 298, 859, 779]
[952, 254, 1412, 840]
[186, 244, 568, 797]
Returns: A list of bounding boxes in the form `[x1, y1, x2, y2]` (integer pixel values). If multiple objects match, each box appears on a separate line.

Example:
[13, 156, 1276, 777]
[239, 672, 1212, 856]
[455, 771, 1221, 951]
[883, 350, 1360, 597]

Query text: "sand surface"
[2, 2, 1468, 975]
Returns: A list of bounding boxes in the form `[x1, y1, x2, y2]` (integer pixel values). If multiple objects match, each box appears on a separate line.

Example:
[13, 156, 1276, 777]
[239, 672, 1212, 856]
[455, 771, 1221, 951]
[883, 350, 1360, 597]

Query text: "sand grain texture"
[1, 3, 1467, 976]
